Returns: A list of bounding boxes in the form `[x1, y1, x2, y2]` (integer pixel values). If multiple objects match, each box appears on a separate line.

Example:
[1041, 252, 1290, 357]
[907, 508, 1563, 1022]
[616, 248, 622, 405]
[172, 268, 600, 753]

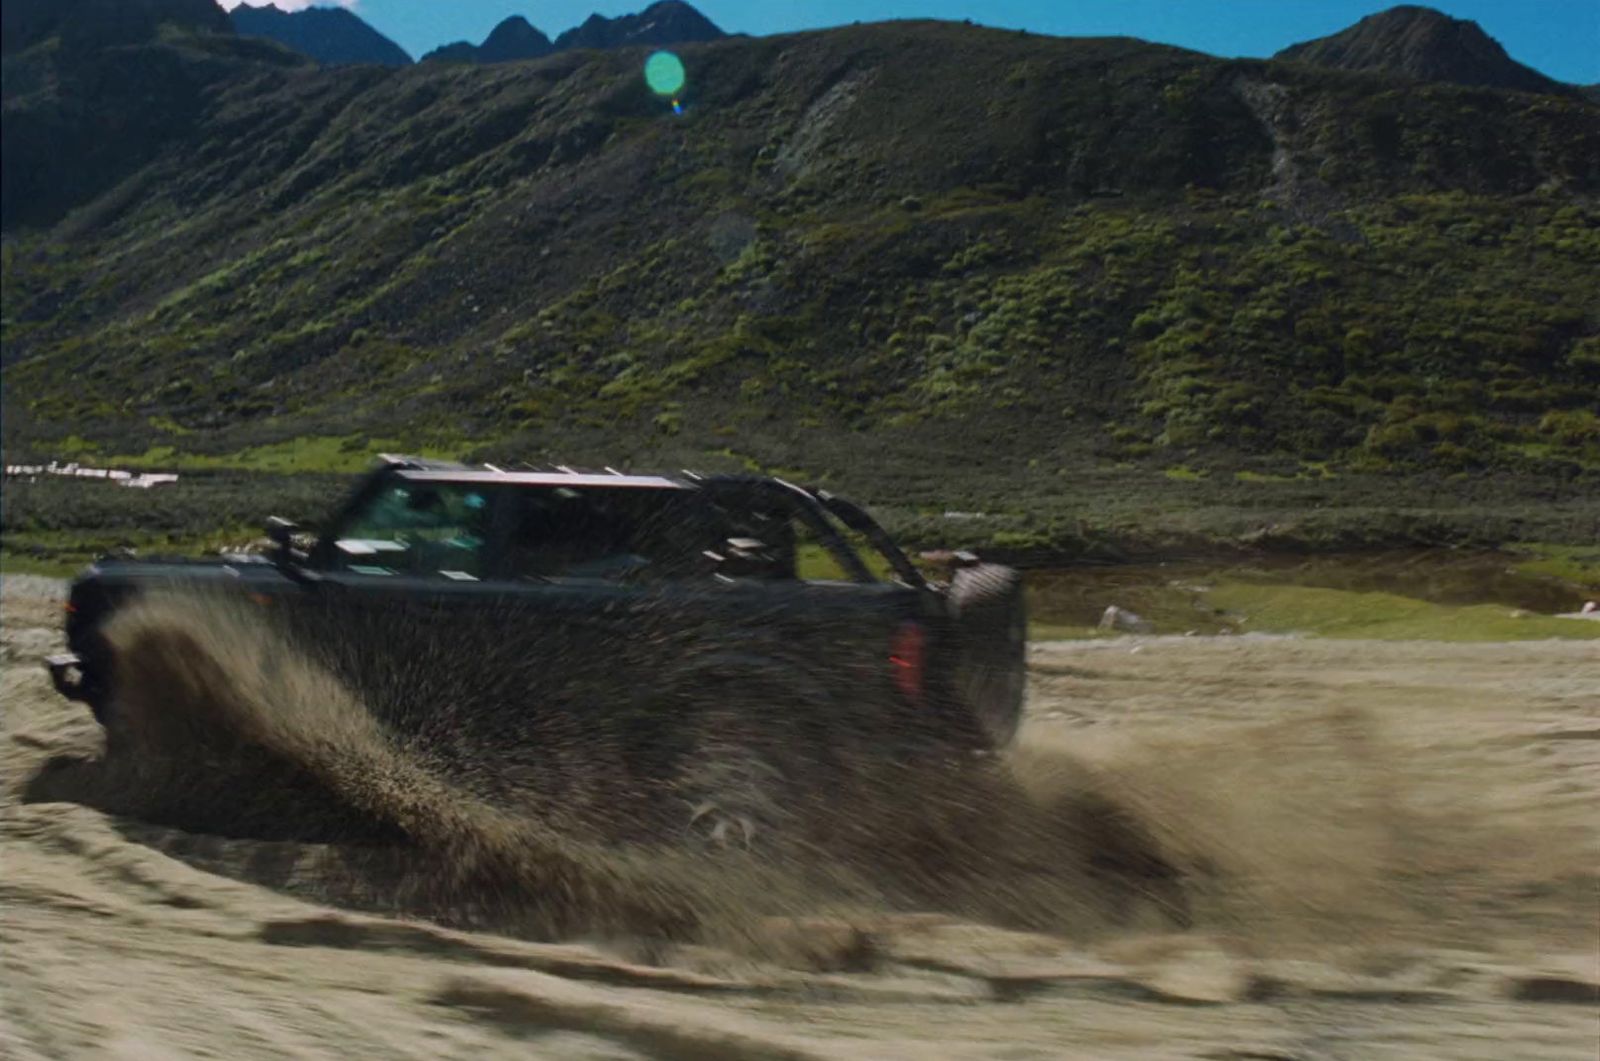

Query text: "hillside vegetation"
[3, 17, 1598, 554]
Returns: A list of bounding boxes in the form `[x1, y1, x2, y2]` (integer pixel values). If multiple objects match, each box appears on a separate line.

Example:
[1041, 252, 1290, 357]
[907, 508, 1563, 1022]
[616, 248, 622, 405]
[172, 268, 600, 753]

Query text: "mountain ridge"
[422, 15, 552, 65]
[421, 2, 725, 66]
[1274, 5, 1570, 95]
[553, 1, 725, 52]
[26, 1, 1576, 89]
[229, 3, 412, 67]
[1, 0, 231, 54]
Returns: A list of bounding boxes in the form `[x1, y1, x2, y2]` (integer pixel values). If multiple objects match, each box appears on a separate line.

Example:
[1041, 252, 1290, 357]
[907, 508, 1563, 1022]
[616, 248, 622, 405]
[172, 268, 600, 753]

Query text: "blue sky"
[225, 1, 1599, 82]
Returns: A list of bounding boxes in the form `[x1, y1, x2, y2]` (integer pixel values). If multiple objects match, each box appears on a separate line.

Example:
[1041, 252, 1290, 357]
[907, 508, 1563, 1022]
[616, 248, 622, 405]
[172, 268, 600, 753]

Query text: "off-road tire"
[662, 659, 838, 855]
[949, 564, 1027, 749]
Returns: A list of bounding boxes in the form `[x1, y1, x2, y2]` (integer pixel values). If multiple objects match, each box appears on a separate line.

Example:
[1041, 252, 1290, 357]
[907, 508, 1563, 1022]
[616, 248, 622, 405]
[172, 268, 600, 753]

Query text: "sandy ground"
[2, 573, 1596, 1059]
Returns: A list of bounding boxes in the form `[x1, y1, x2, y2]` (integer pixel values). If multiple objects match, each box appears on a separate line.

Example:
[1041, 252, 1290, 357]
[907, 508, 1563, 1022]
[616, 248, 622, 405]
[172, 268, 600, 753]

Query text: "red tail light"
[889, 621, 926, 704]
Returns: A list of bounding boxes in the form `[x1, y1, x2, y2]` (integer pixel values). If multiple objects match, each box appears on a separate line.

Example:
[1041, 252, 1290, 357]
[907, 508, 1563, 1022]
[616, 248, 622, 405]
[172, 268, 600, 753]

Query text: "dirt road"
[3, 575, 1595, 1059]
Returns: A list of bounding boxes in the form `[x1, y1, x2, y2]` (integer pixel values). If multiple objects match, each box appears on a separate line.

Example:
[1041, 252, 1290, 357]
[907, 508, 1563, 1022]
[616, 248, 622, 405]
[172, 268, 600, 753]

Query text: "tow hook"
[46, 654, 87, 701]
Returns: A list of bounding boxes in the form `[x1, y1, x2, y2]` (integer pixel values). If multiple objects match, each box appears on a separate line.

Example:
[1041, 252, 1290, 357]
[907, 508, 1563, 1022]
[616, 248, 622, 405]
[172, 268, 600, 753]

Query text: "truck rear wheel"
[949, 564, 1027, 749]
[678, 713, 791, 850]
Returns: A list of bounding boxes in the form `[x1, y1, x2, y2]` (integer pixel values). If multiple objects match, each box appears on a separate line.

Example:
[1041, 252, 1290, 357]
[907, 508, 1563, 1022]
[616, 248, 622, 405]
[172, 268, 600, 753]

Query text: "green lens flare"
[644, 51, 686, 97]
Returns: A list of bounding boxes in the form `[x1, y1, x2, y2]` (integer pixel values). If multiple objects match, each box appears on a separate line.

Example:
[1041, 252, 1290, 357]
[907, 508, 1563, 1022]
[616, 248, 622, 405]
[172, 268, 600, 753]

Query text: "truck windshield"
[329, 481, 491, 579]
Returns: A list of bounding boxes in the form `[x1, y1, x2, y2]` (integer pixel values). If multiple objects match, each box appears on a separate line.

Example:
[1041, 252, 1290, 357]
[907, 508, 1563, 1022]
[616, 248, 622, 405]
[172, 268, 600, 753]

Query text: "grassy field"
[1200, 581, 1598, 640]
[0, 470, 347, 575]
[6, 454, 1599, 572]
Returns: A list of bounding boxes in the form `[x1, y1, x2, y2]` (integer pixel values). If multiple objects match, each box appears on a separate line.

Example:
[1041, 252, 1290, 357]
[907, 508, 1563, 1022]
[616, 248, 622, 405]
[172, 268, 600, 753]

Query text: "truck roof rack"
[377, 456, 716, 486]
[375, 453, 470, 471]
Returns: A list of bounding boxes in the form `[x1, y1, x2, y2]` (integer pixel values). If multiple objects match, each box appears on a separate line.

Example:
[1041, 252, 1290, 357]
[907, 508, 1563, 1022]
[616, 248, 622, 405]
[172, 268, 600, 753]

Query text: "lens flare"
[644, 51, 686, 98]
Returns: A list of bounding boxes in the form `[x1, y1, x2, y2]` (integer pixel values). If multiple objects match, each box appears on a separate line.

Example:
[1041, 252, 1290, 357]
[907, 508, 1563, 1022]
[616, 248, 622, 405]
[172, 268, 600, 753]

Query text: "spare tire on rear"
[949, 564, 1027, 748]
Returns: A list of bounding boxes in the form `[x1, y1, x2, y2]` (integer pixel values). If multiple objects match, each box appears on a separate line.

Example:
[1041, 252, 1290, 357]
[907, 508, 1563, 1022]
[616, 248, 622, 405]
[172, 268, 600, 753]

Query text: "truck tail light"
[889, 621, 926, 704]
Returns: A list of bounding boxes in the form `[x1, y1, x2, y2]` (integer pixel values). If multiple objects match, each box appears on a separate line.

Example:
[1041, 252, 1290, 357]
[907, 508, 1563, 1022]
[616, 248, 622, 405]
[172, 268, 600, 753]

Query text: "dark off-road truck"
[46, 457, 1027, 841]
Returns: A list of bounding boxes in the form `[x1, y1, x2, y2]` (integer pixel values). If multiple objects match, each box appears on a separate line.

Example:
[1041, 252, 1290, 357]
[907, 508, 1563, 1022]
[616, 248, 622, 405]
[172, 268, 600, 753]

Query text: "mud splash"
[21, 592, 1592, 962]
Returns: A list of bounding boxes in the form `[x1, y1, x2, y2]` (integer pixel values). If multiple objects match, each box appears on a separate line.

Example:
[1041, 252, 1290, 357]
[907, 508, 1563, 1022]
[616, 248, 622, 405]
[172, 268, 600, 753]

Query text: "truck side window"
[505, 487, 661, 581]
[504, 488, 734, 581]
[330, 483, 491, 579]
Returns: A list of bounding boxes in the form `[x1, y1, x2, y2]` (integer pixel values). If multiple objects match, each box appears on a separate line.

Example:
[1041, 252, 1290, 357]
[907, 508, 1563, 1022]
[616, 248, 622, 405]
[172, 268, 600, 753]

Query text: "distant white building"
[4, 462, 179, 488]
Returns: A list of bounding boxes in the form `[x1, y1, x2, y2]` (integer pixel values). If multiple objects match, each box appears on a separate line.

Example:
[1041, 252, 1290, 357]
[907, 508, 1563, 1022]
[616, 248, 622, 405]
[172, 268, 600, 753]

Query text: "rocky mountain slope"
[2, 9, 1596, 494]
[0, 0, 306, 231]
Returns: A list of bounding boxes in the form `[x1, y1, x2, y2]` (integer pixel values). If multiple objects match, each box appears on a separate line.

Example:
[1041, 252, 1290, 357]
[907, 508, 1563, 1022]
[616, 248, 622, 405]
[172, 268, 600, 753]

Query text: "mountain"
[229, 3, 412, 67]
[1274, 5, 1568, 95]
[423, 3, 723, 65]
[553, 1, 725, 51]
[3, 18, 1598, 498]
[422, 16, 553, 65]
